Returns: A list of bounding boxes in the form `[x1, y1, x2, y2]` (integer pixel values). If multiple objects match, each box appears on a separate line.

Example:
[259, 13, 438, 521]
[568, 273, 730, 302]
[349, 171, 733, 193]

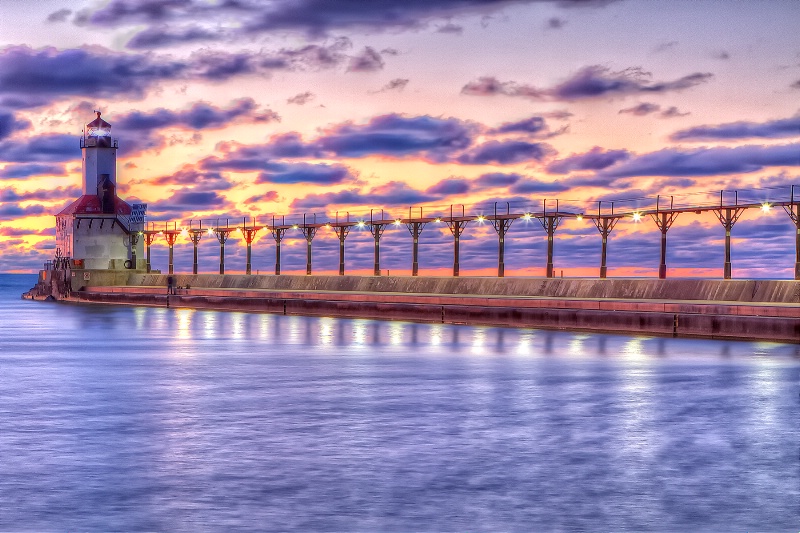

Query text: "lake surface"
[1, 273, 798, 531]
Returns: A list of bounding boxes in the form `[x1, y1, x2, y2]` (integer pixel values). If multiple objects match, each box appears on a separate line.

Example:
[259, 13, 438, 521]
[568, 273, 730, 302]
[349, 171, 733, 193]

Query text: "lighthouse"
[55, 112, 144, 270]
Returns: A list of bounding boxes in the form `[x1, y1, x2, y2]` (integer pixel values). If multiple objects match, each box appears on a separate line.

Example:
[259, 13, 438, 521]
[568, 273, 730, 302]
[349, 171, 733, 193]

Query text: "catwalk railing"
[135, 184, 800, 280]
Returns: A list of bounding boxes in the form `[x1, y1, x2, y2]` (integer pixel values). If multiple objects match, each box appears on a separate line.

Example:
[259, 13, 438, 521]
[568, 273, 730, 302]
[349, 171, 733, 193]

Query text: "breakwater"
[55, 271, 800, 343]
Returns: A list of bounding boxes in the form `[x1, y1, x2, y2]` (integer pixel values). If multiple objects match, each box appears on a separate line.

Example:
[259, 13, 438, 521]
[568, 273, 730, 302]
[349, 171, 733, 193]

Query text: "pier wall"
[64, 271, 800, 343]
[73, 271, 800, 303]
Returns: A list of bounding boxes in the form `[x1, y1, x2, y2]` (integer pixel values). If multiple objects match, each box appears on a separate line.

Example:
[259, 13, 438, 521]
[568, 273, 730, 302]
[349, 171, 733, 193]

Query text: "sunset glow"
[1, 0, 799, 276]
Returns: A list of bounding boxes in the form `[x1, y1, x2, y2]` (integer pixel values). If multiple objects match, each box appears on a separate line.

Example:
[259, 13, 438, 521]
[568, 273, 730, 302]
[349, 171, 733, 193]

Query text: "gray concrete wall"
[77, 271, 800, 303]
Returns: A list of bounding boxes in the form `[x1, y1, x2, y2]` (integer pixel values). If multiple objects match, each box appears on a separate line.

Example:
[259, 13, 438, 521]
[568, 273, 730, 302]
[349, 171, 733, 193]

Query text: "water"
[2, 274, 798, 531]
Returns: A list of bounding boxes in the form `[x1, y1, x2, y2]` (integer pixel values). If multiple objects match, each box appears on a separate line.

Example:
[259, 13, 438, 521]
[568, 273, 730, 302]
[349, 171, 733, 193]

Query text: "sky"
[0, 0, 799, 277]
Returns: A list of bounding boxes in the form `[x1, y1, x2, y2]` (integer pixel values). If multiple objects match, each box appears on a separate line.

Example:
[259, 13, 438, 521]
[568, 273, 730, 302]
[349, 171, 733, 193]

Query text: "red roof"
[57, 195, 132, 217]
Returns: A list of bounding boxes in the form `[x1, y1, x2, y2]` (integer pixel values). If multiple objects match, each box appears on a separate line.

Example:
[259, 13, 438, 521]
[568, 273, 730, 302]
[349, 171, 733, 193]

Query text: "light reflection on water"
[1, 275, 799, 531]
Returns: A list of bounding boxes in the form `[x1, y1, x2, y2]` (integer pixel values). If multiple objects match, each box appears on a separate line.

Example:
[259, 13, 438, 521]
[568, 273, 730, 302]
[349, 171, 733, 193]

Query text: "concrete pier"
[50, 271, 800, 343]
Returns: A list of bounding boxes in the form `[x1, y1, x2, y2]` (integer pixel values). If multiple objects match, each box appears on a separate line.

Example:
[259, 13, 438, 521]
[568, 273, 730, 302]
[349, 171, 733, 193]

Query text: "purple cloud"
[291, 181, 437, 210]
[115, 98, 278, 131]
[671, 115, 800, 141]
[375, 78, 410, 92]
[0, 134, 76, 163]
[126, 24, 219, 49]
[287, 91, 315, 105]
[46, 8, 71, 23]
[317, 114, 474, 160]
[0, 110, 30, 140]
[0, 187, 77, 202]
[547, 147, 631, 174]
[462, 66, 713, 101]
[426, 178, 471, 195]
[0, 163, 66, 179]
[510, 179, 569, 194]
[256, 162, 353, 185]
[437, 23, 464, 34]
[475, 172, 522, 188]
[347, 47, 385, 72]
[619, 102, 661, 116]
[546, 17, 566, 29]
[490, 116, 548, 135]
[457, 140, 550, 165]
[602, 143, 800, 178]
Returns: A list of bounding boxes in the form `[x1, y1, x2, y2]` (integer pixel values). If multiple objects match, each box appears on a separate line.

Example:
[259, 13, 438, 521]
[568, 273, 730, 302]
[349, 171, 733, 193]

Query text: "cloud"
[287, 91, 315, 105]
[0, 163, 66, 179]
[0, 134, 77, 163]
[245, 191, 281, 204]
[462, 66, 713, 101]
[546, 17, 566, 29]
[46, 9, 72, 23]
[0, 43, 352, 106]
[0, 203, 47, 219]
[374, 78, 410, 92]
[547, 146, 631, 173]
[317, 114, 474, 160]
[490, 116, 548, 134]
[147, 167, 234, 190]
[347, 47, 385, 72]
[652, 40, 678, 54]
[457, 140, 551, 164]
[437, 23, 464, 34]
[619, 102, 661, 116]
[126, 24, 220, 49]
[0, 111, 30, 140]
[671, 114, 800, 141]
[660, 106, 689, 118]
[150, 188, 230, 214]
[291, 181, 438, 210]
[115, 98, 278, 131]
[510, 178, 569, 194]
[0, 187, 77, 202]
[426, 178, 471, 195]
[601, 143, 800, 178]
[256, 162, 354, 185]
[792, 80, 800, 90]
[475, 172, 522, 188]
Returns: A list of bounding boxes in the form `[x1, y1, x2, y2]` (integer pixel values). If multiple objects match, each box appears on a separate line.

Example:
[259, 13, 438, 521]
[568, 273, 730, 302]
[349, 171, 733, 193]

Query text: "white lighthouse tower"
[55, 112, 144, 270]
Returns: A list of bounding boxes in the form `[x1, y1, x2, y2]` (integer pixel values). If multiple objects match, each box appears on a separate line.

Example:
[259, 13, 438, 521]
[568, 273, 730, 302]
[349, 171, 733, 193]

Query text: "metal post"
[781, 188, 800, 280]
[144, 231, 157, 273]
[713, 207, 744, 280]
[190, 232, 201, 275]
[164, 229, 178, 275]
[214, 225, 231, 275]
[539, 215, 562, 279]
[370, 216, 386, 276]
[593, 217, 619, 279]
[302, 227, 317, 275]
[271, 227, 285, 275]
[491, 218, 513, 278]
[240, 220, 261, 276]
[446, 220, 467, 277]
[406, 221, 427, 276]
[795, 204, 800, 281]
[334, 226, 350, 276]
[650, 211, 679, 280]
